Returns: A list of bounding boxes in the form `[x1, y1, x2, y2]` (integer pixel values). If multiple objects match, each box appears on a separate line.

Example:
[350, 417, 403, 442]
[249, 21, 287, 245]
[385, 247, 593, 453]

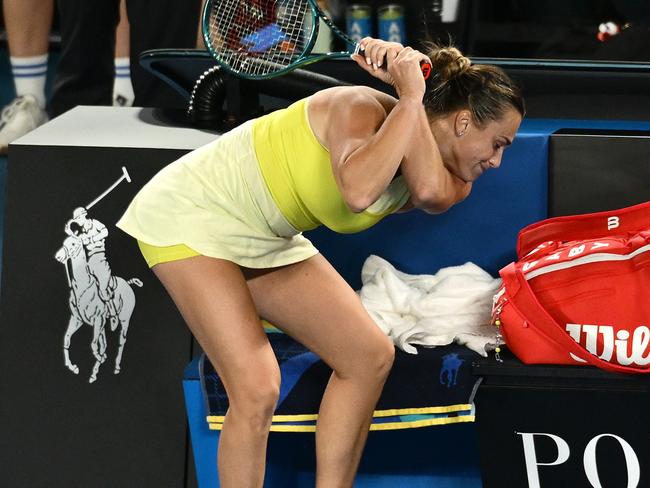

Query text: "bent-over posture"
[117, 37, 524, 488]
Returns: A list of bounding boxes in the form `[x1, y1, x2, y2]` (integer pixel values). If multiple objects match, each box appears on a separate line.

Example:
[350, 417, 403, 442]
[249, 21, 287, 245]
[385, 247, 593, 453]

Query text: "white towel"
[358, 255, 501, 356]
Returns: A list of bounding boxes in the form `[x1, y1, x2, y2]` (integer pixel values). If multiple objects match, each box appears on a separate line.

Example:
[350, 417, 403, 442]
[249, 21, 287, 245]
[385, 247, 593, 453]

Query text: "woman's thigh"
[244, 254, 394, 374]
[152, 256, 280, 398]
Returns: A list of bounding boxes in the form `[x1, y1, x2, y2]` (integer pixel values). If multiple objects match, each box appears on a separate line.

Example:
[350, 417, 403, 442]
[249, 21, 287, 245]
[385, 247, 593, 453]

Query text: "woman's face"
[435, 108, 522, 182]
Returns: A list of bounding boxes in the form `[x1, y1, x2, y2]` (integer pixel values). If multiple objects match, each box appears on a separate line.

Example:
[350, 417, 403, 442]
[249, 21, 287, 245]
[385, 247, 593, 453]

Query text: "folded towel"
[358, 255, 501, 356]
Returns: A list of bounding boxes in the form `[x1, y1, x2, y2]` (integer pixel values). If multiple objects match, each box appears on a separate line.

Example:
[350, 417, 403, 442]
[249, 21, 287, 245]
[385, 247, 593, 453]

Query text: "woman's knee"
[227, 372, 281, 429]
[335, 334, 395, 382]
[371, 336, 396, 377]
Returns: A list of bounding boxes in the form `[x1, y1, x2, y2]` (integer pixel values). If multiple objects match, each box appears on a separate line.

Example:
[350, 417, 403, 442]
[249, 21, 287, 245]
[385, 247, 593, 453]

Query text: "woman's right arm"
[327, 47, 432, 212]
[354, 38, 472, 214]
[326, 90, 423, 212]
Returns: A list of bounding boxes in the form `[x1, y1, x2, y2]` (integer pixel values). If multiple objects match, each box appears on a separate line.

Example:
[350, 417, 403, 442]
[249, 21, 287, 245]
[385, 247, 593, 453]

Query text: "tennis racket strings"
[204, 0, 427, 79]
[205, 0, 316, 76]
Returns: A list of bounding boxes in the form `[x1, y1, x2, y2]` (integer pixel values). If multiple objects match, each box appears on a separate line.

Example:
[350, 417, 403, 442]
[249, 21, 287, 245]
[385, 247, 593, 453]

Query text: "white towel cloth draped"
[358, 255, 501, 356]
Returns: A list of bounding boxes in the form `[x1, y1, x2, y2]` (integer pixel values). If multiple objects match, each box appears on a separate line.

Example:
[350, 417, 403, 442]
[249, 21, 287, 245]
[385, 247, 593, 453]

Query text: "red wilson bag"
[492, 200, 650, 374]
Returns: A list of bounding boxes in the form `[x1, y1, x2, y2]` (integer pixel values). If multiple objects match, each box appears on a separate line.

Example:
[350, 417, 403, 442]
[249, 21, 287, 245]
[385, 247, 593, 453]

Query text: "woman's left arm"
[399, 106, 472, 214]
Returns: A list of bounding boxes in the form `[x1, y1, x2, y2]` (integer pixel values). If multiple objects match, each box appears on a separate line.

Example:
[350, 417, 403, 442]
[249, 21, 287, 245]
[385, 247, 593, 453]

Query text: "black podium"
[474, 352, 650, 488]
[0, 107, 219, 488]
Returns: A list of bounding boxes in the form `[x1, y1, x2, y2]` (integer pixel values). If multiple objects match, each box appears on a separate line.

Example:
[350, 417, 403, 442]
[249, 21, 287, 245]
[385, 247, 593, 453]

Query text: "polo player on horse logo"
[54, 167, 143, 383]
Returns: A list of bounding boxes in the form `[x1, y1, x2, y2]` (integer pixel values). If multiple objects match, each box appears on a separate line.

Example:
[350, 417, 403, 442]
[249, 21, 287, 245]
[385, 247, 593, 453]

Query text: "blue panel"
[184, 355, 201, 380]
[184, 380, 220, 487]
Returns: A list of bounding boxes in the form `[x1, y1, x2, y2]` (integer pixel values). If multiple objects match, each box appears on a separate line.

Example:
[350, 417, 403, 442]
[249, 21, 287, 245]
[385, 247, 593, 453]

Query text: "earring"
[457, 131, 464, 136]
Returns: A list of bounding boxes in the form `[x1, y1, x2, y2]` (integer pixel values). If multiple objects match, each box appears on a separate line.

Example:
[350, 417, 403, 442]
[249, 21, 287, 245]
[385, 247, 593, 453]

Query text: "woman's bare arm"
[353, 38, 472, 214]
[325, 46, 432, 212]
[399, 107, 472, 214]
[325, 88, 424, 212]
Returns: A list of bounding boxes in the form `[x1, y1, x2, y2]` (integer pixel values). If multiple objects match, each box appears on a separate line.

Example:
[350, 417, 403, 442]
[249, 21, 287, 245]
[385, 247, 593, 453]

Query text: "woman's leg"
[152, 256, 280, 488]
[244, 253, 396, 488]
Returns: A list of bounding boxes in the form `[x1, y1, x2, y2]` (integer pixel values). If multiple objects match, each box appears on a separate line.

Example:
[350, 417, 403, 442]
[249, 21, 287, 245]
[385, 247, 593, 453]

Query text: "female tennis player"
[117, 37, 524, 487]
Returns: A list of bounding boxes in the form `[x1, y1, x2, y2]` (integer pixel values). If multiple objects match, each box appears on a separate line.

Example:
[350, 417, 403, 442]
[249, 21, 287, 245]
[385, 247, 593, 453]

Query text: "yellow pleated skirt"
[116, 120, 319, 269]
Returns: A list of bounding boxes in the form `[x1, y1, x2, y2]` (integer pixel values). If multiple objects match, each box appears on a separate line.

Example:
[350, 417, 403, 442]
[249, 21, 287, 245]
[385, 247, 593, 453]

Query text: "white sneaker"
[113, 92, 134, 107]
[0, 95, 48, 154]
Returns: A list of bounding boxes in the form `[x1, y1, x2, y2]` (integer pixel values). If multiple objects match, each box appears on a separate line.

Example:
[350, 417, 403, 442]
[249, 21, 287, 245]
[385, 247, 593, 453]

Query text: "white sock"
[11, 54, 48, 109]
[113, 57, 134, 106]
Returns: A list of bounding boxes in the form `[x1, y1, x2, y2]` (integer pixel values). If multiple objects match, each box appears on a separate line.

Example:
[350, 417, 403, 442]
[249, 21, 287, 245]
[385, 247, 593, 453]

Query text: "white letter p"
[518, 432, 570, 488]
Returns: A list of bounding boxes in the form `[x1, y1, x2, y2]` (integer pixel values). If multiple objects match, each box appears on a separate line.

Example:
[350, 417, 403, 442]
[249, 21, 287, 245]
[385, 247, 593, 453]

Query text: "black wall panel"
[549, 130, 650, 216]
[0, 145, 195, 487]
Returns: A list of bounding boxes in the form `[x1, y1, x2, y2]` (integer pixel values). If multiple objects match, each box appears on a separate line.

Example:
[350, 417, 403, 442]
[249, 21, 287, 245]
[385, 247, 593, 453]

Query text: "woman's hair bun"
[425, 43, 471, 81]
[420, 40, 525, 122]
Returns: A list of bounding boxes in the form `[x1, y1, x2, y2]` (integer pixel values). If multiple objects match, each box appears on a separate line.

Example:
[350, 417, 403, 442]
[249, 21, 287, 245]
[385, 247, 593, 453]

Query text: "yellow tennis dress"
[116, 97, 410, 268]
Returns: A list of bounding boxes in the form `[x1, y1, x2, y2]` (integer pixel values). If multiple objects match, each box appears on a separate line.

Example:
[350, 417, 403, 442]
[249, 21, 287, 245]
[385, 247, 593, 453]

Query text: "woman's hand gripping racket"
[202, 0, 431, 80]
[352, 38, 432, 96]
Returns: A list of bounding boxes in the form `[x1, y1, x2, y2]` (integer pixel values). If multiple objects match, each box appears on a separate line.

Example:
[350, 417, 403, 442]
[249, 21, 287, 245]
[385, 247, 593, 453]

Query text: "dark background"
[1, 0, 649, 60]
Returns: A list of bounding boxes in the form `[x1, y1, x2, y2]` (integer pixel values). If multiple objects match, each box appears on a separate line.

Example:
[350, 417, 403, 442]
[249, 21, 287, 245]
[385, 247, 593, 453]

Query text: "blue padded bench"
[182, 119, 650, 487]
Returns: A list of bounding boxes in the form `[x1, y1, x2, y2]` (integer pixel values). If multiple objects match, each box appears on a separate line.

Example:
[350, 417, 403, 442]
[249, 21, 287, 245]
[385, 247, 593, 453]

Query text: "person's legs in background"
[126, 0, 202, 109]
[0, 0, 53, 153]
[49, 0, 120, 118]
[51, 0, 202, 115]
[113, 0, 134, 107]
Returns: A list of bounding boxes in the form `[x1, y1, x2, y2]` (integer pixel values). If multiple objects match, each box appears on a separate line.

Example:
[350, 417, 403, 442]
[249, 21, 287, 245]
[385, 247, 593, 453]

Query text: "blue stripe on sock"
[11, 62, 48, 70]
[115, 73, 131, 78]
[13, 71, 48, 78]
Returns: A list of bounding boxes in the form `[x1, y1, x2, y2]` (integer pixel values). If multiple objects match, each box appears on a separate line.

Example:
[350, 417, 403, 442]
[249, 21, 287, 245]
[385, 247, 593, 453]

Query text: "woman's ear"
[454, 110, 471, 136]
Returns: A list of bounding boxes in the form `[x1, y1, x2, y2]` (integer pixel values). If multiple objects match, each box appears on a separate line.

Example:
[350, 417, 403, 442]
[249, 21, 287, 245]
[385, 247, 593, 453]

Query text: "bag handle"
[500, 262, 650, 375]
[517, 200, 650, 258]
